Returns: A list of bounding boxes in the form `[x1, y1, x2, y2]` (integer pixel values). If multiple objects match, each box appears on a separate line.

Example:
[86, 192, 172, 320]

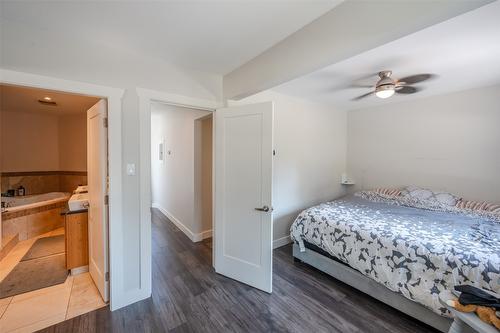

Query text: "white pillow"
[401, 186, 459, 207]
[434, 192, 459, 206]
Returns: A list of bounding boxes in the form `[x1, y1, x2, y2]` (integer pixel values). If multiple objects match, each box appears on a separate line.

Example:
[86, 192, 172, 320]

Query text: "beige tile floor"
[0, 228, 107, 332]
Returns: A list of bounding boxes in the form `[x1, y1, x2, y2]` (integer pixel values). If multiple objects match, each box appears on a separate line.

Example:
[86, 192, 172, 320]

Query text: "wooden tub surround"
[2, 201, 67, 242]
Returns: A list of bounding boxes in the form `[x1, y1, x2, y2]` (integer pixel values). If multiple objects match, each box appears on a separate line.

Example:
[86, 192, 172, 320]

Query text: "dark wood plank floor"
[39, 209, 439, 332]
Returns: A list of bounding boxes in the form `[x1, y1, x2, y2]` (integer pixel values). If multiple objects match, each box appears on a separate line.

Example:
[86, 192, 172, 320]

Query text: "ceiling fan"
[352, 70, 436, 101]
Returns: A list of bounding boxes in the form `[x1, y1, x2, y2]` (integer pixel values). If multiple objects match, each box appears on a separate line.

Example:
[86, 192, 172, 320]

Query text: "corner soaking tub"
[2, 192, 70, 213]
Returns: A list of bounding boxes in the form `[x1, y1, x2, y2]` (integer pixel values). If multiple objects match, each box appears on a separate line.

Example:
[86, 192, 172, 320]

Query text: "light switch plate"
[126, 163, 136, 176]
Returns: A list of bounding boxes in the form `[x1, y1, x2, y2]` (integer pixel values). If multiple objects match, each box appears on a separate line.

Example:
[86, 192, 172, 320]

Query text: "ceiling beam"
[223, 0, 493, 100]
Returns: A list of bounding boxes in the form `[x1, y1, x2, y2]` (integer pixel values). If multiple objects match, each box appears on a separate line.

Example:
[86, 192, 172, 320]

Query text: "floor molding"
[273, 235, 292, 249]
[70, 265, 89, 276]
[152, 203, 211, 243]
[196, 229, 213, 242]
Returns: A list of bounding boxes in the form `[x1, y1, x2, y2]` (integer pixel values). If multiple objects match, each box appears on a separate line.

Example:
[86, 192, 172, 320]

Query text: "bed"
[290, 193, 500, 332]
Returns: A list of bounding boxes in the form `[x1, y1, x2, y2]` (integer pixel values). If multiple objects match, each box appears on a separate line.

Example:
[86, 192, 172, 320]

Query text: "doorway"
[150, 102, 213, 244]
[0, 83, 109, 331]
[139, 89, 275, 298]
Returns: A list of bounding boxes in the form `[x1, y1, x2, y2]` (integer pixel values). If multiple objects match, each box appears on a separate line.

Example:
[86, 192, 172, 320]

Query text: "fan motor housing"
[375, 82, 395, 93]
[376, 70, 395, 89]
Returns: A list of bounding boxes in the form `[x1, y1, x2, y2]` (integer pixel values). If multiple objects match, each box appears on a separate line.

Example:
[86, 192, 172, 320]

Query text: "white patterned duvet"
[290, 195, 500, 316]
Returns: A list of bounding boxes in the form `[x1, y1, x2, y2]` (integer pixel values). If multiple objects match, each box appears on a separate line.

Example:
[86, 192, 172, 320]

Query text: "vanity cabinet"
[64, 210, 89, 270]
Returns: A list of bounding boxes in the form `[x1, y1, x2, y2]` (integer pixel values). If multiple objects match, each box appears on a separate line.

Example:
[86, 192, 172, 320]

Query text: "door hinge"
[103, 117, 108, 128]
[104, 194, 109, 205]
[105, 271, 110, 282]
[273, 149, 276, 156]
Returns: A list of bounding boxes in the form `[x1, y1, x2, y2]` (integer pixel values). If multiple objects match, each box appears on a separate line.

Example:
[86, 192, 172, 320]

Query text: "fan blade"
[350, 84, 373, 88]
[396, 86, 419, 94]
[352, 91, 374, 101]
[397, 74, 435, 84]
[350, 73, 379, 88]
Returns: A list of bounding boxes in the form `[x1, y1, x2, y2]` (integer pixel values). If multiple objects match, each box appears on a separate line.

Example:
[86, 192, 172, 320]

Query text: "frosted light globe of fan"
[375, 89, 395, 99]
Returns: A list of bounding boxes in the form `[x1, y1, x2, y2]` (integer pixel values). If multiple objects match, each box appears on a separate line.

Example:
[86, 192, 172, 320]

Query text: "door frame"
[137, 87, 219, 296]
[0, 69, 124, 310]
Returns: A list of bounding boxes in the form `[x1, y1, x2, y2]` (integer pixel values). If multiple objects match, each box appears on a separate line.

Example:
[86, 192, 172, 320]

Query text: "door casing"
[0, 69, 124, 310]
[137, 88, 218, 299]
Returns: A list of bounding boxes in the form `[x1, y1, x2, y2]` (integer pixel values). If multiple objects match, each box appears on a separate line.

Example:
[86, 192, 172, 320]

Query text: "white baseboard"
[152, 203, 212, 243]
[273, 235, 292, 249]
[195, 229, 213, 242]
[70, 265, 89, 276]
[153, 203, 284, 247]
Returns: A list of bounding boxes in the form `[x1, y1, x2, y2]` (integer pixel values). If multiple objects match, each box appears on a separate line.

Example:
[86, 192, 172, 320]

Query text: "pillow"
[373, 188, 401, 197]
[455, 199, 500, 213]
[401, 186, 433, 200]
[400, 186, 459, 207]
[434, 192, 460, 207]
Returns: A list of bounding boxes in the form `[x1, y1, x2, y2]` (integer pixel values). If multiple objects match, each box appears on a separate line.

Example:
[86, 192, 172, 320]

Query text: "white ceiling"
[274, 1, 500, 110]
[0, 0, 340, 75]
[0, 84, 100, 115]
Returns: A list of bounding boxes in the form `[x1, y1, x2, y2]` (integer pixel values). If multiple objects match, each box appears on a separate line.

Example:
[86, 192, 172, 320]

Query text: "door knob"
[255, 205, 272, 212]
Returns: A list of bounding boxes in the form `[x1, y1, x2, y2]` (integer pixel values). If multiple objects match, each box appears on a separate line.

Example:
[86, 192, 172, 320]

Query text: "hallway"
[39, 209, 437, 332]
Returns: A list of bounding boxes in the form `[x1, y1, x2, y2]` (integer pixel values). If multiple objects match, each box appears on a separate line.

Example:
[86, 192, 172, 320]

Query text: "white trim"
[152, 203, 193, 239]
[152, 203, 212, 242]
[70, 265, 89, 276]
[137, 88, 218, 111]
[273, 235, 292, 249]
[138, 87, 220, 302]
[0, 69, 126, 311]
[198, 229, 213, 242]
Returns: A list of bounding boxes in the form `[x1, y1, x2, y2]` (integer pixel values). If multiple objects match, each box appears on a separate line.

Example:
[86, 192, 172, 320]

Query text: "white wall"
[1, 17, 222, 299]
[347, 84, 500, 203]
[0, 111, 87, 172]
[233, 91, 347, 243]
[151, 103, 211, 239]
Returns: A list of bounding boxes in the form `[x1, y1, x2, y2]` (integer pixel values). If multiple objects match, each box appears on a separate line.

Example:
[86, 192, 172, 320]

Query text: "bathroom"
[0, 84, 109, 331]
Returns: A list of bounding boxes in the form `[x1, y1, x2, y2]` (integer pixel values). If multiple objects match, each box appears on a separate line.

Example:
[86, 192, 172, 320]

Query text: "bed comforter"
[290, 195, 500, 316]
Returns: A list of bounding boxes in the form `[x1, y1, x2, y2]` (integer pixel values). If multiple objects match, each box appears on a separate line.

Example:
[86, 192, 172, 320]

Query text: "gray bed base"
[293, 244, 452, 333]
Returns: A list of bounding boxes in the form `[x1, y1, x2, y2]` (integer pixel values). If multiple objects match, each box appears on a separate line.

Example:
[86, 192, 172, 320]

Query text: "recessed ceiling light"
[38, 99, 57, 106]
[43, 96, 52, 101]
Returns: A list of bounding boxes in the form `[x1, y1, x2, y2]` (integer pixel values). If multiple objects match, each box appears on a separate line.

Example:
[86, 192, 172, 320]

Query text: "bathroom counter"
[60, 207, 88, 215]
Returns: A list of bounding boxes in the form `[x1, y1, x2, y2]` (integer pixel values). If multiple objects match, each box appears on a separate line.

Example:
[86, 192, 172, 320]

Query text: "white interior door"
[87, 99, 109, 302]
[214, 101, 274, 293]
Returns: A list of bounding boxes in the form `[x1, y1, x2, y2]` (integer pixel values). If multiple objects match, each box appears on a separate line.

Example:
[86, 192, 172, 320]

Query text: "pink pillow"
[374, 188, 401, 197]
[455, 199, 500, 213]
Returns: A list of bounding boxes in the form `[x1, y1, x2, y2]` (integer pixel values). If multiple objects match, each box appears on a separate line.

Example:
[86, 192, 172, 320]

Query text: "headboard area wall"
[346, 84, 500, 203]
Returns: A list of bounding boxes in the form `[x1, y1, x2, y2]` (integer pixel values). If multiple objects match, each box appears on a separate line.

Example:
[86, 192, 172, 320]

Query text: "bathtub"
[2, 192, 70, 213]
[2, 192, 70, 241]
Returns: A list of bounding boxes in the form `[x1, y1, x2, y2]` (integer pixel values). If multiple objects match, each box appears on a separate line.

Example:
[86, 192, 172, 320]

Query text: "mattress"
[290, 195, 500, 316]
